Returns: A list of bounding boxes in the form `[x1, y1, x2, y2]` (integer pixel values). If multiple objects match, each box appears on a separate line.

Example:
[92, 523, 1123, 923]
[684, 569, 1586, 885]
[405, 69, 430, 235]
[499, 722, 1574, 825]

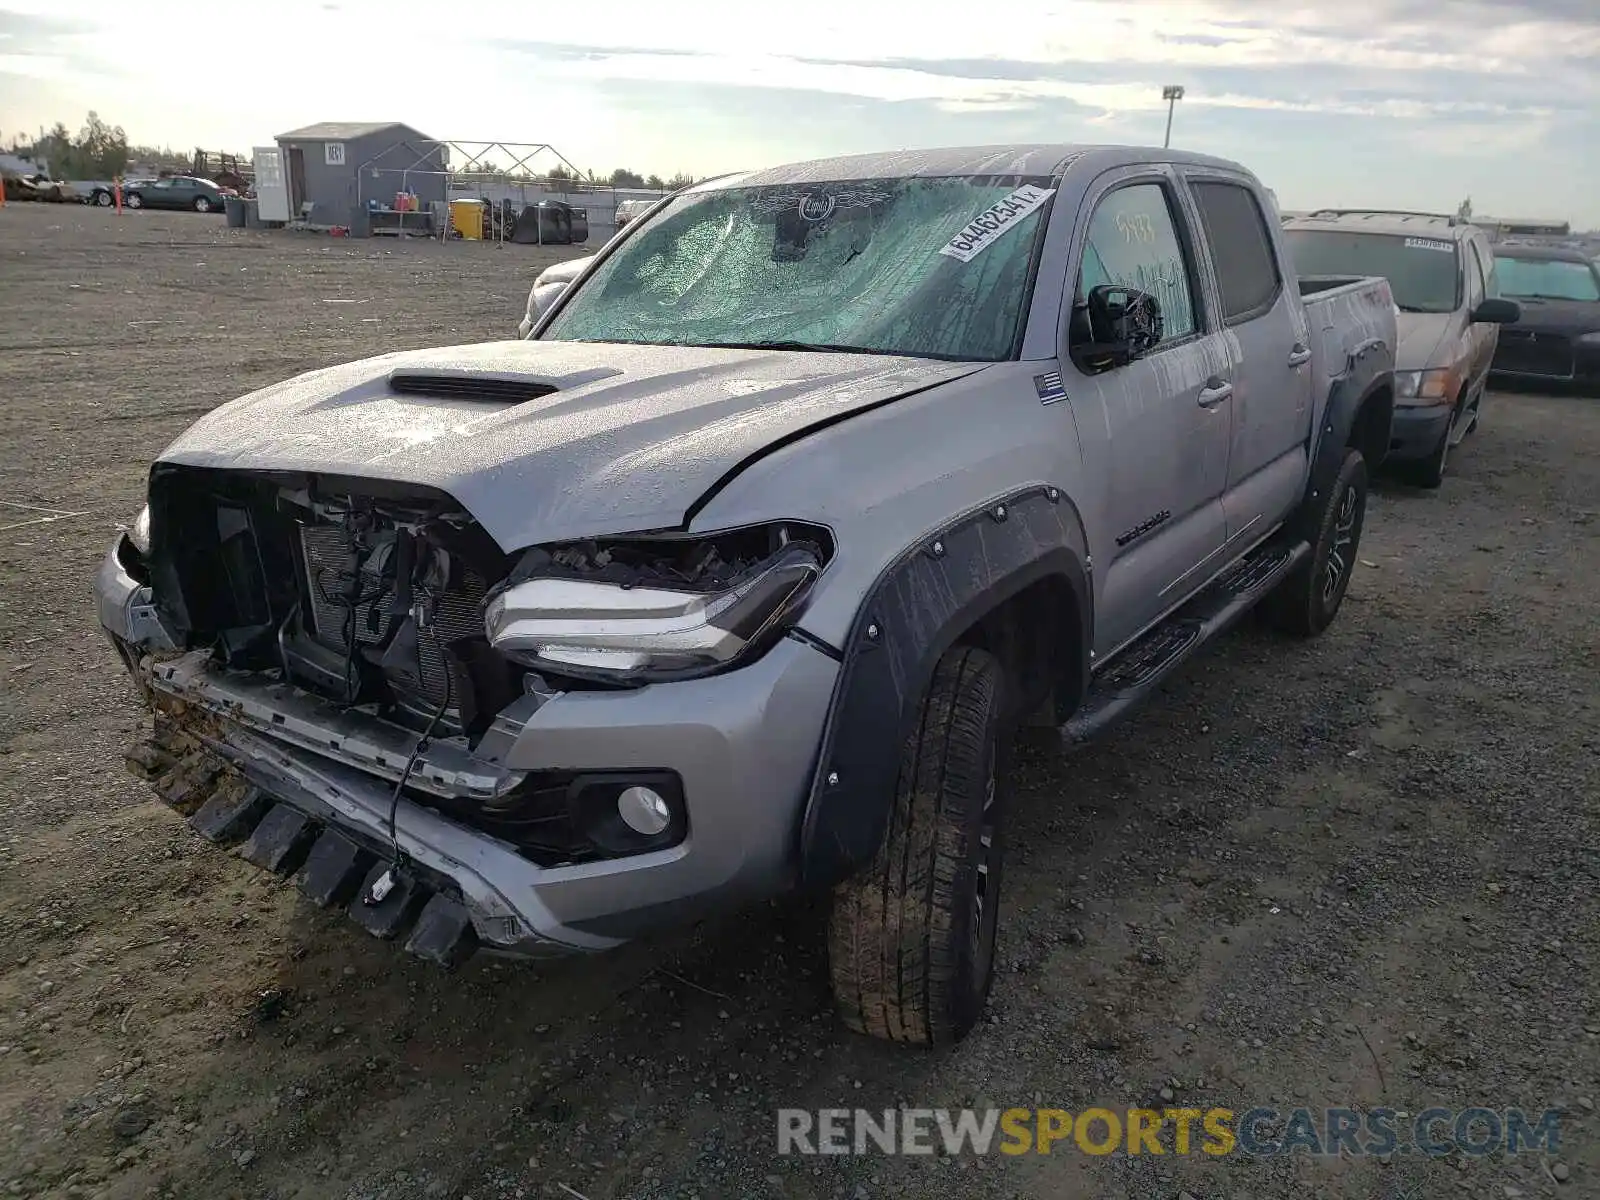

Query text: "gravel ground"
[1, 203, 1596, 1200]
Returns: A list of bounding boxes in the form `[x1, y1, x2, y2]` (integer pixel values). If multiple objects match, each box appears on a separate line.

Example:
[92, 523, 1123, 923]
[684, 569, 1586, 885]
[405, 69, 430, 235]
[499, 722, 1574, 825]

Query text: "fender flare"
[796, 485, 1092, 888]
[1304, 341, 1393, 512]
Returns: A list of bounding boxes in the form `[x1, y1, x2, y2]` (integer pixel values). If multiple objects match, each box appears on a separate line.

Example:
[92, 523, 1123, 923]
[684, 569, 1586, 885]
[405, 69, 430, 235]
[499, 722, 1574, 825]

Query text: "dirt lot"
[1, 203, 1596, 1200]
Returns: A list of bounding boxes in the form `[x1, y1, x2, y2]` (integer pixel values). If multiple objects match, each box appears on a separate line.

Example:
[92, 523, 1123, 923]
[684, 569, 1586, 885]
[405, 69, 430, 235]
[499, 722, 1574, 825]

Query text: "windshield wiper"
[698, 340, 905, 356]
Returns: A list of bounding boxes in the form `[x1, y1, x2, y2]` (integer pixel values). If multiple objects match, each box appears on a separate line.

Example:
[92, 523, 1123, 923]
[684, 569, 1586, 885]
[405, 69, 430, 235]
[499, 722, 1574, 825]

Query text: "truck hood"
[1395, 311, 1457, 371]
[157, 340, 985, 550]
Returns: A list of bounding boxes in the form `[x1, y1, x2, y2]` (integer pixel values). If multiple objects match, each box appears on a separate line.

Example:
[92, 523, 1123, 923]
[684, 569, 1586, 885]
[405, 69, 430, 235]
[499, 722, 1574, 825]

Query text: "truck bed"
[1298, 273, 1398, 442]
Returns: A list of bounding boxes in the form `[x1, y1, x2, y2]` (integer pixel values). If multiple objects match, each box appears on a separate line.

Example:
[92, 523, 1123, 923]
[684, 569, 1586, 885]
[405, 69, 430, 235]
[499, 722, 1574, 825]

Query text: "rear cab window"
[1190, 181, 1282, 324]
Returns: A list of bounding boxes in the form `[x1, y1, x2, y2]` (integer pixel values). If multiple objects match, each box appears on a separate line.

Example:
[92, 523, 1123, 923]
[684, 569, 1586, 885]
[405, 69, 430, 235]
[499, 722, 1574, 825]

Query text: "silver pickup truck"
[98, 145, 1396, 1046]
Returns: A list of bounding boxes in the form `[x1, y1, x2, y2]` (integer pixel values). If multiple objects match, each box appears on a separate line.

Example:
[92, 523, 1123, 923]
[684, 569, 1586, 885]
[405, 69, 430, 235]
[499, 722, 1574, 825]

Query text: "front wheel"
[1265, 448, 1369, 637]
[828, 645, 1009, 1045]
[94, 189, 113, 207]
[194, 196, 212, 213]
[126, 192, 143, 209]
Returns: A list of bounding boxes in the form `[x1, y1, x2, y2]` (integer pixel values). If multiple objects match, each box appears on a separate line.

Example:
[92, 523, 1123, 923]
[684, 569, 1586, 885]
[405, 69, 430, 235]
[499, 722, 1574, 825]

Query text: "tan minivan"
[1283, 210, 1520, 487]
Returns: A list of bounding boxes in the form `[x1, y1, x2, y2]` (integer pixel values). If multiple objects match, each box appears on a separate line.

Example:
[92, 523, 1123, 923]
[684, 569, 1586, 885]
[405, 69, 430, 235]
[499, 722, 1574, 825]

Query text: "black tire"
[1405, 417, 1450, 489]
[827, 644, 1009, 1045]
[1266, 448, 1369, 637]
[194, 196, 212, 213]
[93, 189, 113, 207]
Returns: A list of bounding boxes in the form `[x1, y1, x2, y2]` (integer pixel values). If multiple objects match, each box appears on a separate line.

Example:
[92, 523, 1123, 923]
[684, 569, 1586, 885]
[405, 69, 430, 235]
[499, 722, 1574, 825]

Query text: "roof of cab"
[1285, 210, 1478, 240]
[690, 144, 1251, 191]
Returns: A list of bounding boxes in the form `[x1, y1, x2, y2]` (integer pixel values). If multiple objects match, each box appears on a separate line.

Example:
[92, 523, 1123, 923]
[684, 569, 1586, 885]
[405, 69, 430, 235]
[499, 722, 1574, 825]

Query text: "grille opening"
[388, 374, 560, 404]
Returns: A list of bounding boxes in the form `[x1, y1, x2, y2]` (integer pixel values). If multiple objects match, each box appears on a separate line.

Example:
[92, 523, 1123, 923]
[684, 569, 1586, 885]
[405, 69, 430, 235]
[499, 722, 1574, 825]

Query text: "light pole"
[1162, 85, 1185, 148]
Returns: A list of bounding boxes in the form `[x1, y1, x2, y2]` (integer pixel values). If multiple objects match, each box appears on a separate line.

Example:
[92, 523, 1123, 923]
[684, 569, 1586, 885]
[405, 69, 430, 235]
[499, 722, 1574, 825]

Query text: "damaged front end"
[99, 463, 833, 965]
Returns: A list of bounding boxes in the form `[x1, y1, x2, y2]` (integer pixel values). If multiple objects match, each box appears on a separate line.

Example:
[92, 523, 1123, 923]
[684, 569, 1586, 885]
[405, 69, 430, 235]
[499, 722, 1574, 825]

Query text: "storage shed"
[274, 121, 446, 225]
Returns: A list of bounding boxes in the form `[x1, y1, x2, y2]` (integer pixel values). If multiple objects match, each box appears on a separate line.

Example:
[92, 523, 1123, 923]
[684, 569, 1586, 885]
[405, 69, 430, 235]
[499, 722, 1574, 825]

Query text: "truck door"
[1063, 171, 1233, 659]
[1187, 178, 1315, 542]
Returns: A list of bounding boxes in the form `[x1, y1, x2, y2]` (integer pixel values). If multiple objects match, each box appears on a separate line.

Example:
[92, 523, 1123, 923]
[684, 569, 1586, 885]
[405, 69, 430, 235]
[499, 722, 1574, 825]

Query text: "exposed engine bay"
[142, 465, 831, 747]
[147, 466, 517, 738]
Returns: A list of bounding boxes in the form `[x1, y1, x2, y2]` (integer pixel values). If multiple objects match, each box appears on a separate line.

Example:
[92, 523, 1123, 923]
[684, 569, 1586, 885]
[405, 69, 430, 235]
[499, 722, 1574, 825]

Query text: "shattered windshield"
[540, 175, 1057, 361]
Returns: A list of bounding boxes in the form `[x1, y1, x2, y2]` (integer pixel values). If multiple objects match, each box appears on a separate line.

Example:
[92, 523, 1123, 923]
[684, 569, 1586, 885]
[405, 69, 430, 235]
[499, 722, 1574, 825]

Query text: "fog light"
[617, 785, 671, 836]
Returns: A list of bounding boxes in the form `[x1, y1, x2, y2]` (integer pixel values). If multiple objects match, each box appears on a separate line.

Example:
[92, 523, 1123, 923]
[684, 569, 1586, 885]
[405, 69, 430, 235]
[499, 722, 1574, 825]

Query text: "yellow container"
[451, 199, 486, 240]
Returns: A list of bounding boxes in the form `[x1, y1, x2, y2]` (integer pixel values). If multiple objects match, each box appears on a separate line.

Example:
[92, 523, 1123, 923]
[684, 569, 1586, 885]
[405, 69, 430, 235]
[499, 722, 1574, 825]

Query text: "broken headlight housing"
[484, 531, 825, 684]
[127, 503, 152, 556]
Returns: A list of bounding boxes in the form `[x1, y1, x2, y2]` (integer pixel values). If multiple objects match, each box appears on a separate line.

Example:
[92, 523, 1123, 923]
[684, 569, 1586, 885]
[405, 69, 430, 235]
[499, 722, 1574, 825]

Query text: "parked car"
[99, 144, 1396, 1045]
[124, 175, 233, 213]
[1283, 210, 1519, 487]
[76, 180, 130, 207]
[1488, 245, 1600, 392]
[614, 198, 657, 228]
[516, 254, 593, 337]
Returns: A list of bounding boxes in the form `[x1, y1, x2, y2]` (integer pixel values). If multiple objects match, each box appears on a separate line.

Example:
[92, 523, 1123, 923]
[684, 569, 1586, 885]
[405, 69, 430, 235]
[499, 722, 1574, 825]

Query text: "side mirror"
[1070, 285, 1164, 373]
[1471, 297, 1521, 325]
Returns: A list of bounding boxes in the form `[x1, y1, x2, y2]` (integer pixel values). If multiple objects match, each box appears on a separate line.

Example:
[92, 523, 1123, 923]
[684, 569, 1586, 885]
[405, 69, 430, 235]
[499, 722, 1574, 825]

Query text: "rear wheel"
[194, 196, 213, 213]
[1266, 448, 1369, 637]
[828, 645, 1009, 1045]
[94, 189, 113, 207]
[126, 192, 143, 209]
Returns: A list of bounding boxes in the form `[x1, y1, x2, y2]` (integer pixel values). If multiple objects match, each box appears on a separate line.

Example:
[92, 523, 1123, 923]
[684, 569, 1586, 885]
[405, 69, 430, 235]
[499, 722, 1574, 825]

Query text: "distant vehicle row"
[1280, 210, 1599, 488]
[2, 174, 237, 211]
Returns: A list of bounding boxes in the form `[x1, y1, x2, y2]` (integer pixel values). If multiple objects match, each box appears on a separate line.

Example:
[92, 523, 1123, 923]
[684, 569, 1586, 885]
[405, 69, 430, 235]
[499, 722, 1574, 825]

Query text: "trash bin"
[243, 199, 264, 230]
[224, 195, 247, 228]
[450, 198, 486, 240]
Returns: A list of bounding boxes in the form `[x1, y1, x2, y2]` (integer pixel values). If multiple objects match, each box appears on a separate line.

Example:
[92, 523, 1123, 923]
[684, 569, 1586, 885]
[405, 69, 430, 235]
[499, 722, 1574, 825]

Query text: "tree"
[77, 111, 129, 177]
[609, 168, 645, 188]
[645, 173, 665, 190]
[665, 172, 696, 191]
[23, 112, 130, 178]
[1456, 196, 1473, 220]
[547, 163, 576, 182]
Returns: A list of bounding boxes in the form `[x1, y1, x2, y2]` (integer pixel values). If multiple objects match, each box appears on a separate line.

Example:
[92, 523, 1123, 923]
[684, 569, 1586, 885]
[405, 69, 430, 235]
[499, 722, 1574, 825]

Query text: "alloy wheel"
[1323, 483, 1360, 603]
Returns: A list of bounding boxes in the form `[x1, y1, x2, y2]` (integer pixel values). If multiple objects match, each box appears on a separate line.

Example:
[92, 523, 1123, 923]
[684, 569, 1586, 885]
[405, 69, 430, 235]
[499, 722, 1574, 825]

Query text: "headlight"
[484, 543, 822, 683]
[127, 504, 151, 555]
[1394, 368, 1457, 405]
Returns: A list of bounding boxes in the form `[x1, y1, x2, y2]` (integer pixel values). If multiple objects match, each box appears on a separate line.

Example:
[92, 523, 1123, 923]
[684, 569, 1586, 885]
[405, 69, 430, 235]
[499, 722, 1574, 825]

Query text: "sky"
[2, 0, 1597, 226]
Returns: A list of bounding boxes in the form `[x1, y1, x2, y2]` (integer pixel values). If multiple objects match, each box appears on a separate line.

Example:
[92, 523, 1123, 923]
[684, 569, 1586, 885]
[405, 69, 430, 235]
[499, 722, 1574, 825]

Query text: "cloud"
[0, 0, 1595, 225]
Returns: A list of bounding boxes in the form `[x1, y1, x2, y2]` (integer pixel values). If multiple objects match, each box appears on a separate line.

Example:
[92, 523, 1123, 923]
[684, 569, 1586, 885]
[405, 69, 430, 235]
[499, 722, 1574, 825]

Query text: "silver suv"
[1283, 210, 1520, 487]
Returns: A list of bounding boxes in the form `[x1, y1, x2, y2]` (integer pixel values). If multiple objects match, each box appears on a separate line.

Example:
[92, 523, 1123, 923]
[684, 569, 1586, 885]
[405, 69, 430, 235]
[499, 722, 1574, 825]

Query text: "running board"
[1062, 538, 1311, 745]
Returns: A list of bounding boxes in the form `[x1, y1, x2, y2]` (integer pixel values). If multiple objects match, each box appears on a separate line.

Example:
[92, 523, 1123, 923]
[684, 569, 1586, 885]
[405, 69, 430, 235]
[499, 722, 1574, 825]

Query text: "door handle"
[1197, 379, 1233, 408]
[1287, 343, 1312, 367]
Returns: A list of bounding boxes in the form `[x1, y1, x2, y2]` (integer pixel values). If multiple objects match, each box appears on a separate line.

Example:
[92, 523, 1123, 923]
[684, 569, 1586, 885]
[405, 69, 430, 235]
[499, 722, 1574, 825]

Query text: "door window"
[1076, 183, 1198, 343]
[1191, 181, 1282, 324]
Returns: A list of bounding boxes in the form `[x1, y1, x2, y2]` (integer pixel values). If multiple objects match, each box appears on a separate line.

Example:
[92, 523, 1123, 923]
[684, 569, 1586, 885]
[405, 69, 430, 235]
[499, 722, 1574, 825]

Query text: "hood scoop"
[389, 371, 560, 405]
